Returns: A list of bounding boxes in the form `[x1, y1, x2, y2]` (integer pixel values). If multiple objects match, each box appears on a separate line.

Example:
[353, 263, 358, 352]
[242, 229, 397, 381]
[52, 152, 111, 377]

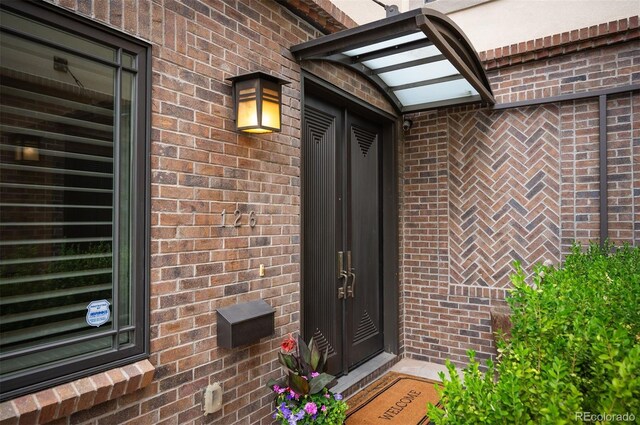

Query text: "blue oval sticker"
[86, 299, 111, 327]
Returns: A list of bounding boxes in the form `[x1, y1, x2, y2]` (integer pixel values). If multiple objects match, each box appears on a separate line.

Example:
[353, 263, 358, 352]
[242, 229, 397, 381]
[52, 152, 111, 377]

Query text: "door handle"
[345, 251, 356, 298]
[337, 251, 349, 299]
[347, 271, 356, 298]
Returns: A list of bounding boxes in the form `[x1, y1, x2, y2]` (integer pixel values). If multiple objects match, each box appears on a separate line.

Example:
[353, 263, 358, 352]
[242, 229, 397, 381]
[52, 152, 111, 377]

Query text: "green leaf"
[278, 352, 296, 372]
[310, 340, 321, 370]
[317, 346, 329, 373]
[288, 371, 310, 395]
[298, 335, 311, 365]
[266, 378, 285, 390]
[309, 373, 335, 394]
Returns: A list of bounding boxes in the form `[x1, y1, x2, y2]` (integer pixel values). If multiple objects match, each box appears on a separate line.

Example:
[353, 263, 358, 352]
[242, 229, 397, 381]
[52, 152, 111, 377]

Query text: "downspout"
[599, 95, 608, 249]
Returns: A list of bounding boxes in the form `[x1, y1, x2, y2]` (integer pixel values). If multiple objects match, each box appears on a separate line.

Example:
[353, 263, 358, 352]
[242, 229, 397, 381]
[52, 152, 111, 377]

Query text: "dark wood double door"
[302, 94, 383, 376]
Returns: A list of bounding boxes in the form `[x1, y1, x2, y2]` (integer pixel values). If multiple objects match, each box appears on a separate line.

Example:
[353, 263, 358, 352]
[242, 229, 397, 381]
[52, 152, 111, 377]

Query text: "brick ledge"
[0, 360, 155, 425]
[479, 16, 640, 70]
[278, 0, 358, 34]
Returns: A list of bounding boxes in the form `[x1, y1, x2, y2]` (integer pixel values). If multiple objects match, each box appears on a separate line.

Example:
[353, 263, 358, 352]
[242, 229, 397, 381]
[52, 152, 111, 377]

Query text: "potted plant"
[268, 335, 348, 424]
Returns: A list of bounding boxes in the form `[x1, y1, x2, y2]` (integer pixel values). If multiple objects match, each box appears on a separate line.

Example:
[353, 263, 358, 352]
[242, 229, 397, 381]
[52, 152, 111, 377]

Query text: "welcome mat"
[345, 372, 440, 425]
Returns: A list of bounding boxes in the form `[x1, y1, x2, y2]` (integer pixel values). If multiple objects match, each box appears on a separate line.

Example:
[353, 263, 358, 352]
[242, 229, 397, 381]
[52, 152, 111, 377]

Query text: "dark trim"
[291, 11, 420, 58]
[390, 73, 464, 91]
[0, 0, 150, 401]
[341, 107, 348, 375]
[402, 94, 483, 112]
[302, 72, 398, 121]
[300, 53, 405, 111]
[291, 7, 494, 114]
[351, 38, 434, 63]
[415, 15, 494, 104]
[299, 76, 306, 340]
[314, 58, 405, 112]
[300, 72, 399, 359]
[0, 25, 125, 68]
[143, 28, 152, 360]
[599, 95, 608, 248]
[4, 0, 151, 51]
[372, 54, 446, 75]
[381, 118, 399, 355]
[492, 84, 640, 110]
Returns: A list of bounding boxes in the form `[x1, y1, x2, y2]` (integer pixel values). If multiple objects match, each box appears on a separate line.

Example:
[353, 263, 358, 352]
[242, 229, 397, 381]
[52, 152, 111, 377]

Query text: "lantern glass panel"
[261, 87, 280, 130]
[237, 87, 258, 129]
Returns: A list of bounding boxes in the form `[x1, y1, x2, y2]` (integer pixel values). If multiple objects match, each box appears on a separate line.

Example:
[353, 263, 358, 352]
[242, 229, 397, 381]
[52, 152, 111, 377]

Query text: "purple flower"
[304, 402, 318, 415]
[321, 405, 327, 413]
[286, 410, 304, 425]
[311, 371, 320, 378]
[334, 393, 343, 400]
[279, 403, 292, 419]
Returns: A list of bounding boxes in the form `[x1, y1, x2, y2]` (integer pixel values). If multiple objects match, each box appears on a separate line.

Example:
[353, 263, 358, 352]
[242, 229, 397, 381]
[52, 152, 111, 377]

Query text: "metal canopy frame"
[291, 7, 494, 114]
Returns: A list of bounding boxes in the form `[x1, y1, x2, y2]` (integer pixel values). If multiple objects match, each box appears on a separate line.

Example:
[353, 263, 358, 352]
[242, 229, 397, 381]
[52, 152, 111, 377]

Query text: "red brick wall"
[400, 36, 639, 366]
[301, 60, 397, 115]
[6, 1, 391, 425]
[4, 1, 639, 424]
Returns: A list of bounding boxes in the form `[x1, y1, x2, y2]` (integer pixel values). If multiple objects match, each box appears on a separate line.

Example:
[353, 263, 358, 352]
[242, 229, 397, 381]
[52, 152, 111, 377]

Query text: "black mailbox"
[216, 300, 275, 348]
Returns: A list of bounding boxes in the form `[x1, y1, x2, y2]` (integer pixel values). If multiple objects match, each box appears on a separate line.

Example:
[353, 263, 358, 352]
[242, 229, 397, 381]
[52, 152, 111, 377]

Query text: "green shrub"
[428, 243, 640, 424]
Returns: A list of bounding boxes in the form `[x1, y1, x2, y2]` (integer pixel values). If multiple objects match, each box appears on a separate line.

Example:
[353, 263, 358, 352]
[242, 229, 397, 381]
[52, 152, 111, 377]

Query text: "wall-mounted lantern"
[227, 72, 290, 134]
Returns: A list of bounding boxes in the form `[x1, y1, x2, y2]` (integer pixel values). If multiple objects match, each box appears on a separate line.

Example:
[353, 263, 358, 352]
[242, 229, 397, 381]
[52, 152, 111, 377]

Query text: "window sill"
[0, 360, 155, 425]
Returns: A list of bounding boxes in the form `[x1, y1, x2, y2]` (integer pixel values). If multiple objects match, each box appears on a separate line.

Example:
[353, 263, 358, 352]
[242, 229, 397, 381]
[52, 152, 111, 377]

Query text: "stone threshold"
[389, 358, 452, 381]
[333, 352, 398, 398]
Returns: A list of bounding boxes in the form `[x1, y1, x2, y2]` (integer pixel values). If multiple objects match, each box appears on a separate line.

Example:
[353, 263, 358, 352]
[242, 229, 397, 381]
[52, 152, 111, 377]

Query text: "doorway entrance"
[301, 84, 393, 376]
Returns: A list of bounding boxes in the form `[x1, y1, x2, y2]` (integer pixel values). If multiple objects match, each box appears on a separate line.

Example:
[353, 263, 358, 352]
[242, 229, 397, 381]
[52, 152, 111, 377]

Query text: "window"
[0, 2, 149, 400]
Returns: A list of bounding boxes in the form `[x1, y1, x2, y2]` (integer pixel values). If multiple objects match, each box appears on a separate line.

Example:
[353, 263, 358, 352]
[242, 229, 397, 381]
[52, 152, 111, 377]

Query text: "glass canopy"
[291, 8, 494, 113]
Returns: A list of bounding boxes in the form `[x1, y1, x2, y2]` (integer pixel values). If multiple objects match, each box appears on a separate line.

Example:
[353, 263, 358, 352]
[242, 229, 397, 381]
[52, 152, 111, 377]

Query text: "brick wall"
[2, 1, 638, 424]
[400, 29, 639, 366]
[0, 1, 392, 425]
[300, 60, 397, 115]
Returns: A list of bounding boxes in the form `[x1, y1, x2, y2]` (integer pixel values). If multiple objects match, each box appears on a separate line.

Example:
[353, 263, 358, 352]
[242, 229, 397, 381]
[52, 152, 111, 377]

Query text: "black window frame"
[0, 0, 150, 401]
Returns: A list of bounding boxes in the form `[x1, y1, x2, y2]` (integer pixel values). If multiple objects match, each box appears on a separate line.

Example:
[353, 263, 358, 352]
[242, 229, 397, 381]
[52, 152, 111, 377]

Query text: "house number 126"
[220, 209, 257, 228]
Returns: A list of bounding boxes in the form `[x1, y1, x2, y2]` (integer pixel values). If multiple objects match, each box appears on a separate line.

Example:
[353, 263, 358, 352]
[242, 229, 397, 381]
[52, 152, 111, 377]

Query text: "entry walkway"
[335, 353, 458, 397]
[342, 358, 452, 424]
[389, 358, 450, 381]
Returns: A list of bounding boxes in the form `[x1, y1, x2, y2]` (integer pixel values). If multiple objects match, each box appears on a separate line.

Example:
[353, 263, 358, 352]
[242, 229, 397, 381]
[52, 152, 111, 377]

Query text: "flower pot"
[273, 389, 347, 424]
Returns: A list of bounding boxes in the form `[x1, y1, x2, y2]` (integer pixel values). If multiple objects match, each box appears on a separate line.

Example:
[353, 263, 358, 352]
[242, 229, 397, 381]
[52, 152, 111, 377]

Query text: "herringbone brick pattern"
[448, 106, 562, 289]
[401, 39, 639, 368]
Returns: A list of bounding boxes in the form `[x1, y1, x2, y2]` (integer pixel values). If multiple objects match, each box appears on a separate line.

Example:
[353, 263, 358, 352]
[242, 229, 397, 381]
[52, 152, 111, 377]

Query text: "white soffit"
[290, 7, 494, 113]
